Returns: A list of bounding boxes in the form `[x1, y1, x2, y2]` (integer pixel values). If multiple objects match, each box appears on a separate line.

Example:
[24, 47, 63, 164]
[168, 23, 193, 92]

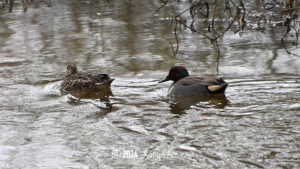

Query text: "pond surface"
[0, 0, 299, 168]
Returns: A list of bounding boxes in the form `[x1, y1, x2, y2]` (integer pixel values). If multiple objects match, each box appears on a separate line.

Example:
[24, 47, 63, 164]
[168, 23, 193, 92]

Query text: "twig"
[281, 24, 291, 54]
[155, 1, 168, 13]
[9, 0, 14, 12]
[285, 7, 300, 11]
[170, 18, 179, 56]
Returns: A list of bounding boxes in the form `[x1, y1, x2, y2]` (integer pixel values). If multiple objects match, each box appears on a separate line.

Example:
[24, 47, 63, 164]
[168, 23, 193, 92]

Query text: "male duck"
[159, 66, 228, 97]
[61, 64, 114, 91]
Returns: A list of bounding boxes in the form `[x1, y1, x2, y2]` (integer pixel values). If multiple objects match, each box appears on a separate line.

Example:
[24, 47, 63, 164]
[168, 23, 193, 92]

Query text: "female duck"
[159, 66, 228, 97]
[61, 64, 114, 91]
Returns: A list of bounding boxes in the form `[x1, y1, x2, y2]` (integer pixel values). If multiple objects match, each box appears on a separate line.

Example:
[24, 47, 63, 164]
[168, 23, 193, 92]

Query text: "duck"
[61, 64, 114, 92]
[159, 66, 228, 97]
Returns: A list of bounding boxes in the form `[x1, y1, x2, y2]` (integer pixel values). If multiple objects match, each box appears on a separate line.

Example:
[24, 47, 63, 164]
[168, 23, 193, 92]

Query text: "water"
[0, 0, 299, 168]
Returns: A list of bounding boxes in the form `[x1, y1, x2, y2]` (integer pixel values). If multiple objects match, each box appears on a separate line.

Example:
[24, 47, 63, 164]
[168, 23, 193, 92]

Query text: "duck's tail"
[208, 83, 228, 94]
[95, 78, 114, 89]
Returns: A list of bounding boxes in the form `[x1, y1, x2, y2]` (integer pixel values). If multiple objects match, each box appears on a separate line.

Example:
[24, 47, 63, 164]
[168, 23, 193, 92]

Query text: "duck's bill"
[158, 77, 170, 83]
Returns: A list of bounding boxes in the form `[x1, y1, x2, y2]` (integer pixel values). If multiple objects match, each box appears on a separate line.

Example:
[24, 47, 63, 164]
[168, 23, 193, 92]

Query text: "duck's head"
[66, 64, 78, 76]
[159, 66, 189, 83]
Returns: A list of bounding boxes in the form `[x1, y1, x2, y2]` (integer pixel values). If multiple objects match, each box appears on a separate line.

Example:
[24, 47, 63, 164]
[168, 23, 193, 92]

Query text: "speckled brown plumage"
[61, 64, 114, 91]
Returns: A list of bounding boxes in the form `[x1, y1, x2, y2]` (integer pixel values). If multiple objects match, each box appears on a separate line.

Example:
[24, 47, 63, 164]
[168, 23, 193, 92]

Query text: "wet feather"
[61, 64, 114, 91]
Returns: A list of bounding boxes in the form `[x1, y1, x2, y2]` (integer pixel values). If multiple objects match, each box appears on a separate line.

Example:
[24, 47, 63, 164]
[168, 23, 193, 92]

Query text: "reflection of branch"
[291, 26, 299, 47]
[214, 41, 220, 75]
[211, 0, 217, 27]
[211, 0, 221, 75]
[281, 21, 291, 54]
[175, 2, 199, 18]
[170, 18, 179, 57]
[211, 0, 222, 41]
[22, 0, 29, 13]
[3, 0, 52, 12]
[155, 1, 168, 13]
[285, 7, 300, 11]
[9, 0, 14, 12]
[280, 0, 300, 56]
[47, 0, 52, 7]
[158, 0, 299, 55]
[239, 1, 246, 33]
[175, 19, 212, 40]
[281, 21, 300, 56]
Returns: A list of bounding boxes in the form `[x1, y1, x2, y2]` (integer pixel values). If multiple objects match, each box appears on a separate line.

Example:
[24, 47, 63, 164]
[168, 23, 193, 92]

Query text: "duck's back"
[86, 73, 110, 83]
[61, 72, 113, 91]
[169, 76, 228, 97]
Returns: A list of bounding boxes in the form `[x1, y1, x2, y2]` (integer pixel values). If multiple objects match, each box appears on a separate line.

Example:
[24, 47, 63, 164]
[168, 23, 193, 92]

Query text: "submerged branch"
[9, 0, 14, 12]
[155, 0, 168, 13]
[170, 18, 180, 57]
[159, 0, 300, 59]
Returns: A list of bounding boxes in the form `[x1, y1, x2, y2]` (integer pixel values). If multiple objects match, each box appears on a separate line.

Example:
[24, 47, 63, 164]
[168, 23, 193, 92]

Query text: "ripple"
[238, 159, 265, 168]
[175, 145, 198, 152]
[0, 58, 27, 66]
[0, 0, 299, 168]
[42, 81, 62, 96]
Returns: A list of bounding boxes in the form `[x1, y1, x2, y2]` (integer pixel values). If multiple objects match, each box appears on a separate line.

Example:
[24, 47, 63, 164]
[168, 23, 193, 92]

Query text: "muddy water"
[0, 0, 299, 168]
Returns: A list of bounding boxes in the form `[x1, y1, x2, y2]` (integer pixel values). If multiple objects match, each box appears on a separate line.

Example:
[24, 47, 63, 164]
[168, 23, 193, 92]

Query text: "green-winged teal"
[61, 64, 114, 91]
[159, 66, 228, 97]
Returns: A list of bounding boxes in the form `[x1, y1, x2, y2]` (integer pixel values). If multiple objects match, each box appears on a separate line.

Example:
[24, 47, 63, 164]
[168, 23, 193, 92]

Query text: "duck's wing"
[194, 76, 228, 93]
[62, 70, 114, 91]
[88, 74, 111, 83]
[170, 82, 211, 96]
[177, 76, 226, 85]
[87, 73, 115, 89]
[176, 76, 228, 94]
[61, 73, 93, 91]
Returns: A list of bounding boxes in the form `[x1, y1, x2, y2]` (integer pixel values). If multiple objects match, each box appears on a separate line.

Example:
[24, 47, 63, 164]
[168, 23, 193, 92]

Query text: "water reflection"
[169, 94, 228, 114]
[66, 88, 113, 101]
[66, 88, 113, 118]
[0, 0, 299, 168]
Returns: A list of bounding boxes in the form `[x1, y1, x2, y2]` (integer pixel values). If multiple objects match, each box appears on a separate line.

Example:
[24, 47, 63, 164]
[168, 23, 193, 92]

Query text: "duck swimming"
[159, 66, 228, 97]
[61, 64, 114, 92]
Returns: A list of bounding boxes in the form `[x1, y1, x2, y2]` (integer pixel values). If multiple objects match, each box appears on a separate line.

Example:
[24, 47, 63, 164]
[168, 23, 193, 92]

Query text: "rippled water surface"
[0, 1, 299, 168]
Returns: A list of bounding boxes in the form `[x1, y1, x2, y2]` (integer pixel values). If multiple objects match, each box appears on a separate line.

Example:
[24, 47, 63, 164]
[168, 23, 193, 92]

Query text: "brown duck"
[61, 64, 114, 91]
